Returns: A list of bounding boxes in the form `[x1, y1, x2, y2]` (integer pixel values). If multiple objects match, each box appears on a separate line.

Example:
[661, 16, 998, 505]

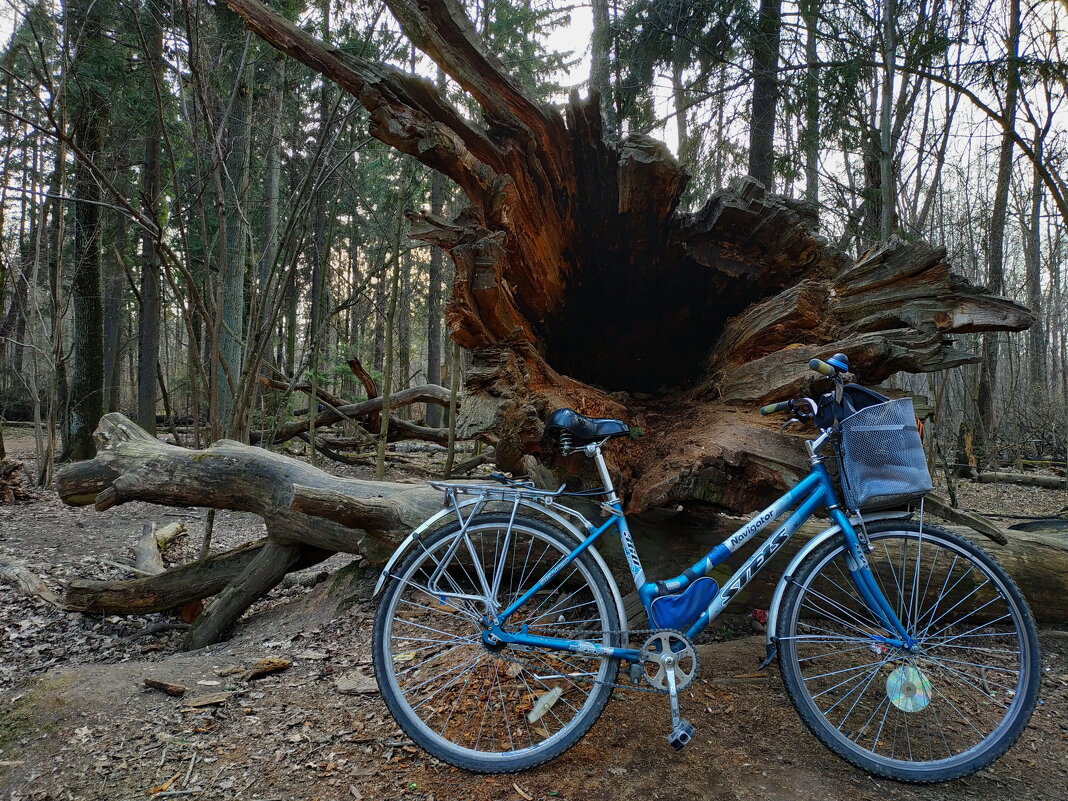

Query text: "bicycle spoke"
[779, 526, 1037, 779]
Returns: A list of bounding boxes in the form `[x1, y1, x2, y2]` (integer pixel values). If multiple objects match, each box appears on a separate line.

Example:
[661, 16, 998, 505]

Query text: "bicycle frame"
[483, 438, 915, 663]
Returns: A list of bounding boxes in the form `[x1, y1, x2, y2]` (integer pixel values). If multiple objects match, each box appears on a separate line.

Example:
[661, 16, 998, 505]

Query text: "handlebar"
[760, 400, 792, 416]
[808, 358, 836, 376]
[759, 354, 850, 419]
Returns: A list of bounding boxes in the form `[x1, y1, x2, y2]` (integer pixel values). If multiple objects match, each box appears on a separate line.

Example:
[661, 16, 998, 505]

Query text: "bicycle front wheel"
[777, 520, 1040, 782]
[372, 514, 621, 772]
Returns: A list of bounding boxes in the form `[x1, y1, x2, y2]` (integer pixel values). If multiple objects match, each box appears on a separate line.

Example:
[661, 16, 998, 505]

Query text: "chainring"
[640, 631, 699, 692]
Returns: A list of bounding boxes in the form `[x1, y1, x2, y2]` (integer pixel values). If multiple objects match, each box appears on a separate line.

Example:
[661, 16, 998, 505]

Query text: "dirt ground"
[1, 430, 1067, 801]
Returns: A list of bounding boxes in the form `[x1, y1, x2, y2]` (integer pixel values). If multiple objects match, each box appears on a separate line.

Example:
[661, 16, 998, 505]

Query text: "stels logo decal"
[721, 525, 792, 601]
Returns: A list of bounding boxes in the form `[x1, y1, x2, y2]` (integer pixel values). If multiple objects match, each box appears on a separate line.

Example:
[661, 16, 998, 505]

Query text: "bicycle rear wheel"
[777, 520, 1040, 782]
[372, 514, 621, 772]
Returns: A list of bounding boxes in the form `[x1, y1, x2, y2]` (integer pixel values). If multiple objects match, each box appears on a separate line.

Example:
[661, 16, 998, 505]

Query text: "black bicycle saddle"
[544, 408, 630, 443]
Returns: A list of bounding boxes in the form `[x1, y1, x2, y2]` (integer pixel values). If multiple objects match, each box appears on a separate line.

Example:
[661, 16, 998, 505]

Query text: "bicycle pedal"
[628, 662, 643, 686]
[667, 719, 695, 751]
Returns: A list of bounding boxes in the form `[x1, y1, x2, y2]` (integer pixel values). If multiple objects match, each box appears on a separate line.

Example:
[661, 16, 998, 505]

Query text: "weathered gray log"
[977, 471, 1067, 489]
[133, 524, 166, 575]
[184, 541, 305, 650]
[923, 493, 1008, 545]
[65, 539, 268, 613]
[57, 414, 445, 648]
[0, 554, 63, 607]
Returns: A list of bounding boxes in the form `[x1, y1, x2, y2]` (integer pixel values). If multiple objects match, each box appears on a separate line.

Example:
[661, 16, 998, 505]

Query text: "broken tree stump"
[227, 0, 1032, 515]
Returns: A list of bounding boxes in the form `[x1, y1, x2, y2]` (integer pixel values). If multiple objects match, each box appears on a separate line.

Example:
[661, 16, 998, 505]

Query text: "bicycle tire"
[372, 514, 622, 772]
[776, 520, 1040, 782]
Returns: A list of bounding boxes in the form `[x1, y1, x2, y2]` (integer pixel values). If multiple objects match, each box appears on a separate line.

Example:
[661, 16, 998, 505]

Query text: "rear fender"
[371, 498, 628, 630]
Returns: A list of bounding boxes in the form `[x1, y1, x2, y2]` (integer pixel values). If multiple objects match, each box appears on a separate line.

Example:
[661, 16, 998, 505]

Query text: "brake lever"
[780, 417, 804, 430]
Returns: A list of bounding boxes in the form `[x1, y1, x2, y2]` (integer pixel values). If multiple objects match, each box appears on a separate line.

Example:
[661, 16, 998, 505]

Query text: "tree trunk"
[137, 2, 164, 435]
[590, 0, 616, 138]
[801, 0, 819, 206]
[976, 0, 1021, 465]
[1024, 131, 1046, 398]
[215, 6, 253, 439]
[375, 160, 411, 478]
[748, 0, 782, 190]
[57, 413, 446, 646]
[425, 102, 446, 429]
[225, 0, 1031, 516]
[65, 12, 109, 461]
[878, 0, 897, 240]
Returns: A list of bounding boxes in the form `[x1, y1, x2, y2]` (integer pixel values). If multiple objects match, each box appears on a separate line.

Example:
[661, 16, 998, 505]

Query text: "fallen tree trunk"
[922, 493, 1008, 545]
[57, 414, 444, 648]
[620, 511, 1068, 625]
[0, 554, 63, 607]
[65, 539, 270, 614]
[57, 415, 1068, 641]
[0, 457, 33, 504]
[257, 384, 451, 445]
[226, 0, 1032, 515]
[977, 471, 1067, 490]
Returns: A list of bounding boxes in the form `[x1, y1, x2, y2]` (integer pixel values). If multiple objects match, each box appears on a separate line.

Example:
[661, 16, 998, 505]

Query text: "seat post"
[590, 444, 620, 506]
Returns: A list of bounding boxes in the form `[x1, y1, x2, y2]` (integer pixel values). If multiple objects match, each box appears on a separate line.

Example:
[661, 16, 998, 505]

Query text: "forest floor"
[1, 430, 1067, 801]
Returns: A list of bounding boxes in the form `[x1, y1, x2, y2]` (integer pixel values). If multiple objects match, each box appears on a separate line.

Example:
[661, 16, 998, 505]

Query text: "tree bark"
[976, 0, 1021, 464]
[137, 1, 164, 435]
[748, 0, 782, 190]
[425, 141, 446, 427]
[215, 6, 253, 439]
[65, 0, 110, 461]
[65, 539, 269, 613]
[57, 413, 446, 645]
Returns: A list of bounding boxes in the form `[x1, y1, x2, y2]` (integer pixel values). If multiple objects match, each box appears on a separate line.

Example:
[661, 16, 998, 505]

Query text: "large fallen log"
[620, 511, 1068, 625]
[226, 0, 1032, 516]
[57, 414, 444, 649]
[57, 414, 1068, 645]
[977, 471, 1067, 490]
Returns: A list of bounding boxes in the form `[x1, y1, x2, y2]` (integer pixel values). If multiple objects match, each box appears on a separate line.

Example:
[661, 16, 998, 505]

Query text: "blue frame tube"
[498, 515, 617, 621]
[494, 455, 911, 656]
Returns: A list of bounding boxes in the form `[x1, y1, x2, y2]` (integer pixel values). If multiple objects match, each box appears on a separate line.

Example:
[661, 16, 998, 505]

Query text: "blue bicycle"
[371, 356, 1040, 781]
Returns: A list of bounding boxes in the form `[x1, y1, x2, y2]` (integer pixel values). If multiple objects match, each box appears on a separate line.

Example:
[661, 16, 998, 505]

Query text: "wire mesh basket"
[837, 397, 933, 511]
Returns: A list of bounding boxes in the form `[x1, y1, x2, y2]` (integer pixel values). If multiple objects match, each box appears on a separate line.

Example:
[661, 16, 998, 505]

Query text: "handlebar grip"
[760, 401, 792, 416]
[490, 472, 511, 485]
[809, 358, 836, 376]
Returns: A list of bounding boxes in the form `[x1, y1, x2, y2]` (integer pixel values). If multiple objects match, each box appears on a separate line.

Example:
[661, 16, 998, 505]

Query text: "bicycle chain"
[489, 627, 700, 695]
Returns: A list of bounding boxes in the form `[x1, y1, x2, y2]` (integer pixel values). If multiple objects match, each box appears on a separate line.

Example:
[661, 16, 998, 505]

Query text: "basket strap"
[849, 424, 919, 432]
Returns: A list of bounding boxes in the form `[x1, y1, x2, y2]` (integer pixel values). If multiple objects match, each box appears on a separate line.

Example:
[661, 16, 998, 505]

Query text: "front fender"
[371, 498, 628, 631]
